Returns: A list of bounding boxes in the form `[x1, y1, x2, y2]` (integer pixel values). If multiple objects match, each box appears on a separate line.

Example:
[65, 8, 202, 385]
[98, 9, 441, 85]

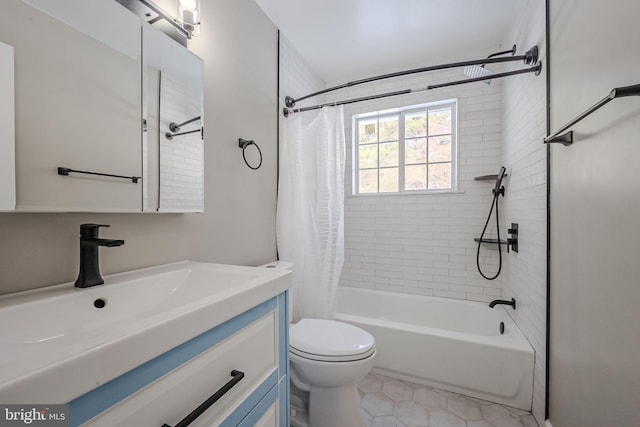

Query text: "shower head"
[463, 65, 494, 85]
[463, 45, 517, 85]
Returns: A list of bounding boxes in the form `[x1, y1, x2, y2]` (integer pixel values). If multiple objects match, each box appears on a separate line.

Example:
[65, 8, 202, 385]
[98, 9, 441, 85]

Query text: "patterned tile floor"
[357, 373, 539, 427]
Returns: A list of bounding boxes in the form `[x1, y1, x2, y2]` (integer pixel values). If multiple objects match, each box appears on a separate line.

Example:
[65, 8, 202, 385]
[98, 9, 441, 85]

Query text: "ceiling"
[254, 0, 526, 84]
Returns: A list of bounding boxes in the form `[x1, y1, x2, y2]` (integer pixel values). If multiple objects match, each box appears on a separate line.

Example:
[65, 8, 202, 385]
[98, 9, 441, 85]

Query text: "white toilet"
[260, 262, 376, 427]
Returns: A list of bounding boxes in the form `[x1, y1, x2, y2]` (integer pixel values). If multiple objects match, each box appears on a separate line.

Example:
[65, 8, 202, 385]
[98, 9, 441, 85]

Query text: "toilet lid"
[290, 319, 375, 362]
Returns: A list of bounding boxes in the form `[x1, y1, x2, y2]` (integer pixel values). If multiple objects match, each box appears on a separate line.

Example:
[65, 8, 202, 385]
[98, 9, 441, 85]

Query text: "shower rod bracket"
[524, 46, 539, 66]
[285, 96, 296, 108]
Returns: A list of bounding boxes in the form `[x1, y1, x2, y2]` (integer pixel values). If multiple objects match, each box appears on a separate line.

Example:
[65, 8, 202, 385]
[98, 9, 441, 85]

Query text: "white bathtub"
[334, 287, 534, 410]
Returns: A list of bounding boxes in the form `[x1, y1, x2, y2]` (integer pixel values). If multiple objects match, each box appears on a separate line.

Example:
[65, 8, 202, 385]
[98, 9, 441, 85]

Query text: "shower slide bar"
[283, 63, 542, 117]
[284, 45, 539, 114]
[545, 83, 640, 146]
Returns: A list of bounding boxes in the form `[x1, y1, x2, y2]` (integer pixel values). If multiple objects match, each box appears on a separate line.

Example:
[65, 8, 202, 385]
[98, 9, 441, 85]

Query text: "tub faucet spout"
[489, 298, 516, 309]
[75, 224, 124, 288]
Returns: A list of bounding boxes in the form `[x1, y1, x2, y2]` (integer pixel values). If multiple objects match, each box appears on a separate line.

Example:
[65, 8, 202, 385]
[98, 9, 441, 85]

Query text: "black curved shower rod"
[284, 45, 539, 109]
[283, 63, 542, 117]
[166, 128, 203, 140]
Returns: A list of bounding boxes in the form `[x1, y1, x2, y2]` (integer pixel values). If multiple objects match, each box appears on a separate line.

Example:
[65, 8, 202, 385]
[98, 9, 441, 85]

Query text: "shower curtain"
[276, 106, 345, 322]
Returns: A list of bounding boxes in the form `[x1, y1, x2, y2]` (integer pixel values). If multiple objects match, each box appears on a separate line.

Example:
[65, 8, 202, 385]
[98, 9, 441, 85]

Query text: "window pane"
[428, 136, 451, 162]
[379, 142, 398, 167]
[359, 144, 378, 169]
[428, 163, 452, 189]
[405, 164, 427, 190]
[359, 169, 378, 193]
[405, 112, 427, 137]
[379, 115, 399, 142]
[428, 108, 451, 135]
[358, 118, 378, 144]
[379, 168, 399, 192]
[405, 138, 426, 164]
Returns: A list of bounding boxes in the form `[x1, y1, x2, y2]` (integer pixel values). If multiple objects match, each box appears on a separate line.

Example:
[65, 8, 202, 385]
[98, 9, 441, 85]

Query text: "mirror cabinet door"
[1, 0, 142, 212]
[1, 0, 204, 213]
[143, 24, 204, 213]
[0, 41, 15, 211]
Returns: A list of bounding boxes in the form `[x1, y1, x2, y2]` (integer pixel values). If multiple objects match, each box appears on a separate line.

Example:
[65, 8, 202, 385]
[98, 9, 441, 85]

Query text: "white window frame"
[352, 99, 458, 195]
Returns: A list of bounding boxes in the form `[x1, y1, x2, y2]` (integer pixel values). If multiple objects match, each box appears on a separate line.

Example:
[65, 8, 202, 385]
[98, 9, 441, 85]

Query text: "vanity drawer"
[83, 311, 277, 426]
[252, 401, 277, 427]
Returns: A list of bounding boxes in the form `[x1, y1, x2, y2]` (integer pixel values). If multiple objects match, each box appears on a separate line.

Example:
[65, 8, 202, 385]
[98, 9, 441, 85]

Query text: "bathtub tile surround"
[279, 34, 325, 113]
[500, 0, 547, 423]
[335, 64, 505, 302]
[280, 34, 506, 303]
[358, 373, 539, 427]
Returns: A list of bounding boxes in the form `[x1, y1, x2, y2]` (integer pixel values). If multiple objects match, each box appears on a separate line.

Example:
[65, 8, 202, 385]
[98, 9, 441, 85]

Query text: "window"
[354, 100, 457, 194]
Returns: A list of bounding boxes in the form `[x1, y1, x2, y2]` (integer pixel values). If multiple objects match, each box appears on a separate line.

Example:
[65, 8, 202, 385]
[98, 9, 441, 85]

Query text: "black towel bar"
[57, 167, 140, 183]
[545, 83, 640, 145]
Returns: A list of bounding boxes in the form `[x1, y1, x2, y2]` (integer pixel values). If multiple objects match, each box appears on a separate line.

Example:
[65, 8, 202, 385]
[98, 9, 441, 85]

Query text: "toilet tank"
[259, 261, 294, 322]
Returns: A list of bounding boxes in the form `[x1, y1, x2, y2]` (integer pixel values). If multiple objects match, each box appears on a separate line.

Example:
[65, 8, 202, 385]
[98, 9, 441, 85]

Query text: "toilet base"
[290, 385, 310, 427]
[308, 384, 364, 427]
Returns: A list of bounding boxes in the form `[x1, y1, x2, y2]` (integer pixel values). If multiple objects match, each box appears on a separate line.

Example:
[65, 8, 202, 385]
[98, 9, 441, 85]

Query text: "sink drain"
[93, 298, 107, 309]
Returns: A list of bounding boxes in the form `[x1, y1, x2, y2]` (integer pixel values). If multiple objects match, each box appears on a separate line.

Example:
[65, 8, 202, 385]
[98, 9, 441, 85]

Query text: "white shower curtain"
[276, 106, 345, 322]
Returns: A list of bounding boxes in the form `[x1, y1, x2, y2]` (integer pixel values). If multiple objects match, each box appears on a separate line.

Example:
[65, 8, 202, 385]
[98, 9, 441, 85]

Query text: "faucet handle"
[79, 223, 111, 238]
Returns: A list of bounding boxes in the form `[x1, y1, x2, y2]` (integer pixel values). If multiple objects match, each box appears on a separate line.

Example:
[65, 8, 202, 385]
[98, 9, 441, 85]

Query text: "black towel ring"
[238, 138, 262, 170]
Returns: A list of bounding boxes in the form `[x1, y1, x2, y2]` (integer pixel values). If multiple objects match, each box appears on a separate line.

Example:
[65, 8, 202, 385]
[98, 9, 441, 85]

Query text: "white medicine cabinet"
[0, 0, 204, 213]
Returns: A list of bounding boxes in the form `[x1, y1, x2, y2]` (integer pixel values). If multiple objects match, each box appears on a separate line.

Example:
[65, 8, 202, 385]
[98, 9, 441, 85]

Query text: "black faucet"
[75, 224, 124, 288]
[489, 298, 516, 310]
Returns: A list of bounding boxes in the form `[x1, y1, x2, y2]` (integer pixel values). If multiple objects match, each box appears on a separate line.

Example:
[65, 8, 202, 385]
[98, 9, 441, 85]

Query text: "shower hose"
[476, 190, 503, 280]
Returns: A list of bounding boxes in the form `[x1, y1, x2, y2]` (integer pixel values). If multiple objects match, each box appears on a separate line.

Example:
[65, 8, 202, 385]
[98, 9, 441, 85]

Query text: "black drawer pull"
[161, 370, 245, 427]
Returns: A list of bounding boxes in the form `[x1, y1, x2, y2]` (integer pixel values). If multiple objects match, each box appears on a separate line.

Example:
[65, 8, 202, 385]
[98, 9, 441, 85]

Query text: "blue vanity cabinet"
[71, 292, 289, 427]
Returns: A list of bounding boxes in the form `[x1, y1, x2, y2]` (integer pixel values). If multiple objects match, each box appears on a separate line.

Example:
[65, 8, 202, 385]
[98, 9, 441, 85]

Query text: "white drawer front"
[254, 401, 277, 427]
[83, 312, 277, 427]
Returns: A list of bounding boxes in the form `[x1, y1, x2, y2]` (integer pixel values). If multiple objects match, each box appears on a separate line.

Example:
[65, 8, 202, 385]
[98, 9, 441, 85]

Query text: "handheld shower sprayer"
[477, 167, 507, 280]
[493, 166, 506, 197]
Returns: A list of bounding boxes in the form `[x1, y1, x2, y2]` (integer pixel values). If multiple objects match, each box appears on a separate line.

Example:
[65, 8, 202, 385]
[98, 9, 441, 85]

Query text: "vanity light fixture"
[177, 0, 201, 37]
[135, 0, 199, 39]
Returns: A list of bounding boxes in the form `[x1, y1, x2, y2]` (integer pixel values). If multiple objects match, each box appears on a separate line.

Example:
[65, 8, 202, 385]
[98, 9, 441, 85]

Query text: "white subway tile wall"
[280, 37, 506, 300]
[326, 66, 505, 302]
[501, 0, 547, 423]
[279, 35, 326, 110]
[159, 73, 204, 211]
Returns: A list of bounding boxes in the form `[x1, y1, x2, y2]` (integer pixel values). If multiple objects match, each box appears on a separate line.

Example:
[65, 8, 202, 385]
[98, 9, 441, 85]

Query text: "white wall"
[0, 0, 278, 295]
[331, 63, 505, 301]
[501, 0, 547, 422]
[549, 0, 640, 425]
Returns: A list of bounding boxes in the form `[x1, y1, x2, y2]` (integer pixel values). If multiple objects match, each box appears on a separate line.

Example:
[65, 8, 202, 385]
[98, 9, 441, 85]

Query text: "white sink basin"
[0, 261, 291, 403]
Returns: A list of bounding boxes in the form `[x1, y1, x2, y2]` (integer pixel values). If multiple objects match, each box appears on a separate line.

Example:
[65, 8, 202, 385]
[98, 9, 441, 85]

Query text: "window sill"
[348, 190, 465, 198]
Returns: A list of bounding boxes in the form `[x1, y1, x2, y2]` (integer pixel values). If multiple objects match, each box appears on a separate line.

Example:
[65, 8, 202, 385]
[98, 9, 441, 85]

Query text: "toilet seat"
[290, 319, 375, 362]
